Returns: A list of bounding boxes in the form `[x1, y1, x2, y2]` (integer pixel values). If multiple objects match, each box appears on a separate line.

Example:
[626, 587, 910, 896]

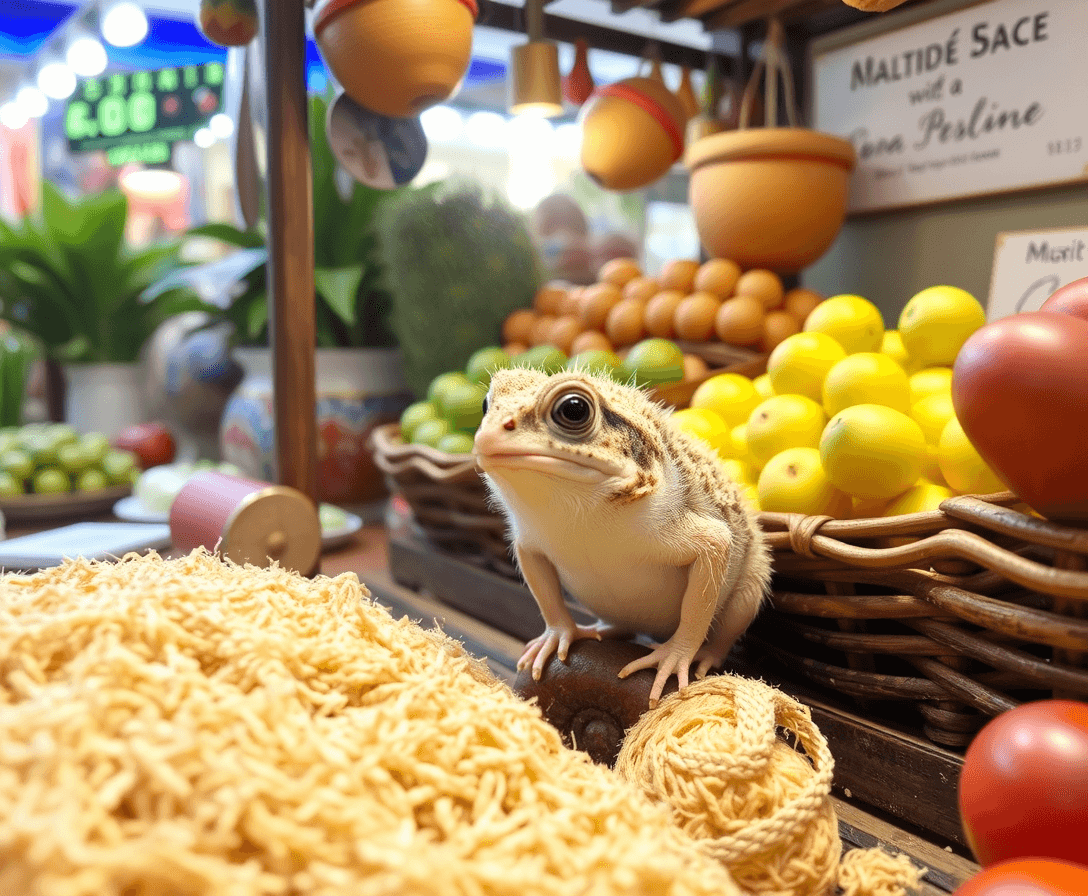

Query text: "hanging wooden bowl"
[686, 128, 856, 273]
[579, 76, 686, 192]
[314, 0, 477, 118]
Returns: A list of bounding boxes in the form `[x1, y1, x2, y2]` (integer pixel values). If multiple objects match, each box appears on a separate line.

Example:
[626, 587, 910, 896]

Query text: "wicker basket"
[752, 495, 1088, 748]
[371, 415, 1088, 751]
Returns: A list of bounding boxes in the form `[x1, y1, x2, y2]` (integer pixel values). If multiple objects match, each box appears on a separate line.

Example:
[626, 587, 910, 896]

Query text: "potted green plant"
[192, 94, 415, 507]
[0, 184, 207, 436]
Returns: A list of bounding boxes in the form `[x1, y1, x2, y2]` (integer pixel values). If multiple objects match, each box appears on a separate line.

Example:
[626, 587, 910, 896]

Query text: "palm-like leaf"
[0, 184, 212, 363]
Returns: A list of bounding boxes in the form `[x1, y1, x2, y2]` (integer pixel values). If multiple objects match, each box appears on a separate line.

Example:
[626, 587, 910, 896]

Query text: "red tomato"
[959, 700, 1088, 867]
[112, 423, 177, 470]
[955, 858, 1088, 896]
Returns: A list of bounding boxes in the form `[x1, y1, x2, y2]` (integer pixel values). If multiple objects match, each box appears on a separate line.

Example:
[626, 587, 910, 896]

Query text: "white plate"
[113, 497, 364, 552]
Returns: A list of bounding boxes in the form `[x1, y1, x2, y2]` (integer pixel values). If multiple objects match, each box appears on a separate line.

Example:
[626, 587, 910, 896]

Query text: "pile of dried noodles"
[0, 550, 742, 896]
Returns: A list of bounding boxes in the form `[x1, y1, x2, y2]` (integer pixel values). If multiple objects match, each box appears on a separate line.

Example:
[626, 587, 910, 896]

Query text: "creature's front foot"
[617, 639, 701, 707]
[517, 623, 605, 680]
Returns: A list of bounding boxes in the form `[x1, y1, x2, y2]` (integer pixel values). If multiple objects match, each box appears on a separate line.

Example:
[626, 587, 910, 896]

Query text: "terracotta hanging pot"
[674, 66, 700, 122]
[579, 76, 686, 192]
[314, 0, 478, 119]
[198, 0, 259, 47]
[563, 39, 595, 106]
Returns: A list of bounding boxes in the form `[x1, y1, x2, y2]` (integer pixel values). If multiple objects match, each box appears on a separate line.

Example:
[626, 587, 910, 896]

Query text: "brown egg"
[605, 298, 645, 347]
[550, 315, 583, 355]
[643, 290, 686, 338]
[530, 314, 558, 346]
[623, 275, 659, 304]
[683, 353, 710, 382]
[714, 295, 765, 347]
[659, 259, 700, 294]
[735, 269, 785, 309]
[673, 292, 722, 342]
[559, 287, 584, 317]
[504, 342, 528, 357]
[578, 283, 623, 331]
[571, 330, 613, 354]
[761, 310, 802, 352]
[694, 258, 742, 299]
[534, 282, 568, 315]
[503, 308, 537, 345]
[599, 257, 642, 287]
[783, 288, 824, 326]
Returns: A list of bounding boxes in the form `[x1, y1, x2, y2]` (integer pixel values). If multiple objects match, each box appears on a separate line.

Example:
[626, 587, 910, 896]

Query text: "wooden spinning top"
[580, 76, 686, 192]
[314, 0, 478, 118]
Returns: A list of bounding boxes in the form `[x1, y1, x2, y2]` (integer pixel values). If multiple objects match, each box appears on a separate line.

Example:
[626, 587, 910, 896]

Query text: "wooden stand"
[261, 0, 318, 502]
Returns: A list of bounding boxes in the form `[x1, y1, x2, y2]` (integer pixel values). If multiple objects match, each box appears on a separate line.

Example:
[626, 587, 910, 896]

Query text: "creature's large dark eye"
[551, 392, 593, 434]
[482, 394, 490, 417]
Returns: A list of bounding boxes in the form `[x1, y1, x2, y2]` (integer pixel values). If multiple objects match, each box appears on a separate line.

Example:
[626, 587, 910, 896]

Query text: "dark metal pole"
[260, 0, 318, 502]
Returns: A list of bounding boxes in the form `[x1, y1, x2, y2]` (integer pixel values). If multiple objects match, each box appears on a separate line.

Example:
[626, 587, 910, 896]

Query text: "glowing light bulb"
[102, 1, 149, 48]
[16, 86, 48, 119]
[0, 101, 29, 131]
[37, 63, 76, 100]
[66, 36, 108, 77]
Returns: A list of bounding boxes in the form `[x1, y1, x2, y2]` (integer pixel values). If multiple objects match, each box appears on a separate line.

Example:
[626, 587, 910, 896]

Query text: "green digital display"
[65, 63, 225, 154]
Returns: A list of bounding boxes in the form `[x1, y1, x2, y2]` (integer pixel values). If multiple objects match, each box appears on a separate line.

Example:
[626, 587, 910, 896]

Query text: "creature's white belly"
[555, 554, 688, 642]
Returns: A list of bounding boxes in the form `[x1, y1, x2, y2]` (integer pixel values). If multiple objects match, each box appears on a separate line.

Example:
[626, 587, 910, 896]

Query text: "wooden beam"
[660, 0, 736, 24]
[480, 2, 727, 74]
[260, 0, 318, 503]
[702, 0, 840, 30]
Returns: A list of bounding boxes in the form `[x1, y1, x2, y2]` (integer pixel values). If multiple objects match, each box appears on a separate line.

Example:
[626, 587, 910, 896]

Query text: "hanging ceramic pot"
[563, 39, 595, 106]
[313, 0, 477, 119]
[579, 76, 686, 192]
[198, 0, 259, 47]
[674, 66, 700, 122]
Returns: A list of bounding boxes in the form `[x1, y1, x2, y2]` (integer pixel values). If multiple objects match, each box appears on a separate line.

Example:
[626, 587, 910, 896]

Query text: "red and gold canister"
[313, 0, 478, 119]
[170, 471, 322, 575]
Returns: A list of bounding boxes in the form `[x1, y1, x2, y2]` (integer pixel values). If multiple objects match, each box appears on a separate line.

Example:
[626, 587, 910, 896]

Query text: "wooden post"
[260, 0, 318, 501]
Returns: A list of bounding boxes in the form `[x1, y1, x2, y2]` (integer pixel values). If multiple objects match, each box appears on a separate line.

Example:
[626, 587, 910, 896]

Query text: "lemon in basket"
[719, 457, 755, 486]
[670, 408, 732, 458]
[937, 417, 1007, 495]
[690, 373, 761, 428]
[820, 404, 925, 500]
[821, 352, 911, 417]
[767, 332, 847, 401]
[884, 480, 954, 516]
[802, 294, 885, 354]
[880, 329, 913, 371]
[908, 367, 953, 406]
[746, 394, 827, 470]
[752, 373, 775, 400]
[758, 447, 852, 517]
[898, 285, 985, 368]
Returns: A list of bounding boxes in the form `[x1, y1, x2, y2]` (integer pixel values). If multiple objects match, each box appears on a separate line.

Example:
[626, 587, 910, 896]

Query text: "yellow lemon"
[884, 480, 955, 517]
[746, 395, 827, 470]
[937, 417, 1007, 496]
[753, 373, 775, 400]
[820, 404, 926, 500]
[911, 393, 956, 444]
[803, 293, 885, 354]
[767, 332, 847, 401]
[880, 329, 913, 371]
[740, 482, 761, 512]
[670, 407, 732, 458]
[690, 372, 762, 429]
[821, 352, 911, 417]
[908, 367, 953, 406]
[898, 285, 985, 368]
[730, 423, 750, 463]
[922, 444, 948, 487]
[851, 495, 891, 519]
[882, 480, 955, 545]
[720, 458, 755, 486]
[758, 447, 852, 517]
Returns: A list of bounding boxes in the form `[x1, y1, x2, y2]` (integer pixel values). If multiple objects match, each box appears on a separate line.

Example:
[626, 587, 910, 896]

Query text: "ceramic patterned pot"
[219, 347, 413, 506]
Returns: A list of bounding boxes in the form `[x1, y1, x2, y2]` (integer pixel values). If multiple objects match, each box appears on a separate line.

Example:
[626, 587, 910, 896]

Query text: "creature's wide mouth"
[476, 450, 620, 482]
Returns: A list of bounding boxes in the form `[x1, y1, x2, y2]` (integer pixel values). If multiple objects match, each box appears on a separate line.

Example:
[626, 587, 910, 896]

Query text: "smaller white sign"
[987, 227, 1088, 320]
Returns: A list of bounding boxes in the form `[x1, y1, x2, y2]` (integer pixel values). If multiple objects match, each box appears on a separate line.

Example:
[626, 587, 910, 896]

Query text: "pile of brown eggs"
[502, 257, 825, 359]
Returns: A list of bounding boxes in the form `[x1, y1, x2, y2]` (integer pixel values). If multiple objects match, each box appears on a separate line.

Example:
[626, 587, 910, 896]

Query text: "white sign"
[988, 227, 1088, 320]
[812, 0, 1088, 213]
